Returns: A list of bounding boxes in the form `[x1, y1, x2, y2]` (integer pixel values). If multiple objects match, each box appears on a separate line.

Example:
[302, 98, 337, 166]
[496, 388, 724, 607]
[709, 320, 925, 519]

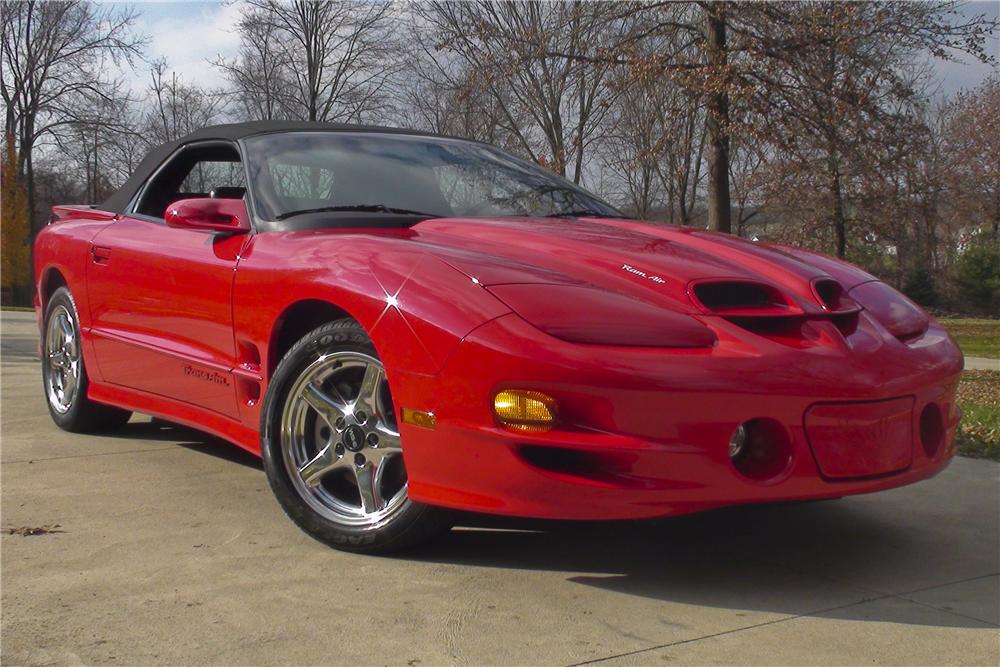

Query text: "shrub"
[903, 266, 939, 308]
[1, 133, 31, 302]
[954, 236, 1000, 314]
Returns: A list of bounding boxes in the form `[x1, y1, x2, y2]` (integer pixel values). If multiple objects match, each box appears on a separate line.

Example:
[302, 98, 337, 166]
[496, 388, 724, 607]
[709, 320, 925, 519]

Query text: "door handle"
[91, 245, 112, 264]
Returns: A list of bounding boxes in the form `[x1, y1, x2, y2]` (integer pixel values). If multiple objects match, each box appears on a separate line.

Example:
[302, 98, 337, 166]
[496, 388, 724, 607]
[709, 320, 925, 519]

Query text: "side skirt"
[87, 380, 261, 456]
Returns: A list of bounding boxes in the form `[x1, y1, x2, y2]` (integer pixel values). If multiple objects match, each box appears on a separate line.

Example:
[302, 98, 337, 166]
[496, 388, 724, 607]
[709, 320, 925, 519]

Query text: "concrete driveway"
[2, 310, 998, 666]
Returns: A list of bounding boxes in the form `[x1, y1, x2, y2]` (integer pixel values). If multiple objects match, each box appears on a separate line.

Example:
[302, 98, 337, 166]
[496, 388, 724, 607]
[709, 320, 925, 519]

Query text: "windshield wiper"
[544, 208, 611, 218]
[275, 204, 438, 220]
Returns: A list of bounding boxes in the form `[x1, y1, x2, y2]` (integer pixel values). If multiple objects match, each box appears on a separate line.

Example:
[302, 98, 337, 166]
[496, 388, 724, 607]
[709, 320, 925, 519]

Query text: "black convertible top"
[99, 120, 447, 213]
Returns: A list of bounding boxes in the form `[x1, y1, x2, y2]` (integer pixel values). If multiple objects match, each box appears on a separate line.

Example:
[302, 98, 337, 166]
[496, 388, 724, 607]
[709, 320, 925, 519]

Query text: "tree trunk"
[22, 143, 37, 306]
[704, 4, 732, 234]
[828, 155, 847, 258]
[993, 192, 999, 239]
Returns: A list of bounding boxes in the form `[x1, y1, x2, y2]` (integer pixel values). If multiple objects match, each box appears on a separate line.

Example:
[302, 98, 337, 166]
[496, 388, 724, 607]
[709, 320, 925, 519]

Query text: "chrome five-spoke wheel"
[280, 351, 407, 528]
[263, 318, 450, 552]
[45, 304, 81, 414]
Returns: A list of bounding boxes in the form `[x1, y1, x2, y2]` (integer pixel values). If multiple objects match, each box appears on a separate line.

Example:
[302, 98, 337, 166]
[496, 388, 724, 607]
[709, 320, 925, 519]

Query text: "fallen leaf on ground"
[7, 524, 65, 536]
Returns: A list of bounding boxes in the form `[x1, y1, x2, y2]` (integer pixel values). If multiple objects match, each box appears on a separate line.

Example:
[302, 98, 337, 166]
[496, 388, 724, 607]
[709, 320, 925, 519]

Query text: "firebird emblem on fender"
[621, 263, 666, 285]
[183, 365, 230, 387]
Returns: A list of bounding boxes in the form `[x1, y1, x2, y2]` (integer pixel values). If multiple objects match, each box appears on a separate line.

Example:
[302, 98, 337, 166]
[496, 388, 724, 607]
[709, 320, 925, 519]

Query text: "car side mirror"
[164, 198, 251, 234]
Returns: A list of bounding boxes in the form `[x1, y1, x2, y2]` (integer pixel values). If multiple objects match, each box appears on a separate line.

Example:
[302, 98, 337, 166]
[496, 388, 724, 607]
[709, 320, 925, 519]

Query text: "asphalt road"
[2, 310, 998, 666]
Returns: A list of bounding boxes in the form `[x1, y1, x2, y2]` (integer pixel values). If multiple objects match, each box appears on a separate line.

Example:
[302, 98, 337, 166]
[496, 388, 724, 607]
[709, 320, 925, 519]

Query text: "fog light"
[729, 424, 748, 459]
[730, 418, 793, 481]
[493, 390, 557, 432]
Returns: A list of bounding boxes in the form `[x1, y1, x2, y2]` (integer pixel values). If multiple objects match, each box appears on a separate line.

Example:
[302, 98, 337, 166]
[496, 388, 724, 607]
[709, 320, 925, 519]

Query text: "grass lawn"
[939, 318, 1000, 359]
[955, 370, 1000, 461]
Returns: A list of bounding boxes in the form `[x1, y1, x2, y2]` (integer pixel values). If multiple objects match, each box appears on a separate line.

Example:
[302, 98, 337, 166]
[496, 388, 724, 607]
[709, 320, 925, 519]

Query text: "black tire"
[42, 287, 132, 433]
[260, 318, 452, 554]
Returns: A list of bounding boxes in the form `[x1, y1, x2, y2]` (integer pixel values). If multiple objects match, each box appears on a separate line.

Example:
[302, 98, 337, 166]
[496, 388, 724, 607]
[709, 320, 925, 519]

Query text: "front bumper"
[395, 312, 963, 520]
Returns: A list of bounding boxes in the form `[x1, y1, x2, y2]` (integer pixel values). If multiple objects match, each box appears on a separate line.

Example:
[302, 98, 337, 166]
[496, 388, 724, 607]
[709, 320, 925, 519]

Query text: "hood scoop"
[691, 281, 798, 317]
[691, 279, 862, 345]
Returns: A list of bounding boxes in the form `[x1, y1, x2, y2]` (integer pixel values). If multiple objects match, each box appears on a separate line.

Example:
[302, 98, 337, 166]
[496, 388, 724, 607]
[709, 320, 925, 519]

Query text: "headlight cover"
[487, 283, 717, 348]
[849, 280, 929, 340]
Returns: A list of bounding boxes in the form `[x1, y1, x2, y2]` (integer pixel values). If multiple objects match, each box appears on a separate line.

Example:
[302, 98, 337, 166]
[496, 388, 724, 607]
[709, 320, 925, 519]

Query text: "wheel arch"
[267, 298, 357, 378]
[39, 265, 69, 314]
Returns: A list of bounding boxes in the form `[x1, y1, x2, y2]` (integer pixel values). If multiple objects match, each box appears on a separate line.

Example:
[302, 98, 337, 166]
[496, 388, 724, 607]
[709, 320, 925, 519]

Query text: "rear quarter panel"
[34, 208, 119, 329]
[34, 208, 120, 382]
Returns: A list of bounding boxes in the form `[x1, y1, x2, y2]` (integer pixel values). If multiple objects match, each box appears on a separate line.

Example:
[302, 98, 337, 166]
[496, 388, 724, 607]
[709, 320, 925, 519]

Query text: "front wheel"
[260, 319, 451, 553]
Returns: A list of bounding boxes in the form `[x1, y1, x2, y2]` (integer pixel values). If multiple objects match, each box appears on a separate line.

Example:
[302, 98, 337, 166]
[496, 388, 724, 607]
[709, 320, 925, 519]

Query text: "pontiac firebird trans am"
[34, 121, 964, 553]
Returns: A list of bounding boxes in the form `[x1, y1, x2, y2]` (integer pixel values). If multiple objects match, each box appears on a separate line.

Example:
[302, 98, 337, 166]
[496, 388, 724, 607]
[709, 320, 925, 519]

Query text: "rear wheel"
[260, 319, 451, 553]
[42, 287, 131, 432]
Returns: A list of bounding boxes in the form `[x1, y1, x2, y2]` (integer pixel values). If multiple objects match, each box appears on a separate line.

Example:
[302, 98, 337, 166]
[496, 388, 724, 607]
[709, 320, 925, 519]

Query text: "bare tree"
[401, 62, 529, 153]
[1, 0, 143, 234]
[728, 138, 767, 238]
[414, 1, 628, 185]
[541, 1, 997, 240]
[940, 73, 1000, 240]
[214, 12, 288, 121]
[145, 60, 228, 143]
[726, 1, 998, 257]
[218, 0, 398, 123]
[599, 59, 706, 224]
[49, 80, 145, 202]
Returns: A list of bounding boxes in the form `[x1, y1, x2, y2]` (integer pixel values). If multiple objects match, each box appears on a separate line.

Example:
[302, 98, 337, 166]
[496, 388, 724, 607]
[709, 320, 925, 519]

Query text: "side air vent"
[691, 281, 792, 316]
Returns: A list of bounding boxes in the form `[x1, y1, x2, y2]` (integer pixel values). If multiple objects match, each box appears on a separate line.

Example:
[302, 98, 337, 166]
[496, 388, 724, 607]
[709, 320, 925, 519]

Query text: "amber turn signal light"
[401, 408, 436, 429]
[493, 390, 558, 432]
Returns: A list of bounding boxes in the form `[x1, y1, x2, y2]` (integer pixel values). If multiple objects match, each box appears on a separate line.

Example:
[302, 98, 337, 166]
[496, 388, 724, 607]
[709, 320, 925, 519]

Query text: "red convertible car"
[34, 121, 963, 553]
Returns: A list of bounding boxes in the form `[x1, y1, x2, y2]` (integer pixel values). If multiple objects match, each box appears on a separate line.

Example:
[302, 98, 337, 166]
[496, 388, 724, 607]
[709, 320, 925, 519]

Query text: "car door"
[86, 142, 250, 419]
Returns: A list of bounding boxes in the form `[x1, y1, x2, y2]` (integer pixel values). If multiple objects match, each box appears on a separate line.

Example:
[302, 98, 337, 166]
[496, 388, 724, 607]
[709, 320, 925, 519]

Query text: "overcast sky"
[124, 0, 999, 96]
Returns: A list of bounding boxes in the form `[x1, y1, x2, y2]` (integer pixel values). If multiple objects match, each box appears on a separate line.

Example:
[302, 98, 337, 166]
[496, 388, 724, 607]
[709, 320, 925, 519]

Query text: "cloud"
[129, 1, 243, 91]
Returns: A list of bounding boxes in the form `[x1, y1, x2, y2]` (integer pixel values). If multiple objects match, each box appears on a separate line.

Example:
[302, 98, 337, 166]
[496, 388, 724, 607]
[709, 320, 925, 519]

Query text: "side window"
[179, 161, 245, 195]
[136, 144, 245, 219]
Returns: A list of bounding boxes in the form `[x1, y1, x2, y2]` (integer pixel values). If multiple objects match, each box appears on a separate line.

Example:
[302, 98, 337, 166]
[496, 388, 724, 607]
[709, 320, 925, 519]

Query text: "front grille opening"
[518, 445, 639, 486]
[693, 281, 787, 312]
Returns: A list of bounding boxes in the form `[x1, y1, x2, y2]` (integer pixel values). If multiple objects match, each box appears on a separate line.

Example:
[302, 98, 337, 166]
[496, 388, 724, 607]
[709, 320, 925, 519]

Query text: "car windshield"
[242, 132, 621, 223]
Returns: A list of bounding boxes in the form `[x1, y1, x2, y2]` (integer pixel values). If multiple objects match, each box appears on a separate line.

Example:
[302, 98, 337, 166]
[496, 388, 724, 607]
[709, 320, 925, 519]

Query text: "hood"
[405, 216, 874, 315]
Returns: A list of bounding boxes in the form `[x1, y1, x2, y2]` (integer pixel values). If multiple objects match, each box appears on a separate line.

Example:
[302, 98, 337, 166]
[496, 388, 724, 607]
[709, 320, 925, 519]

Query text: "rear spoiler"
[50, 205, 116, 224]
